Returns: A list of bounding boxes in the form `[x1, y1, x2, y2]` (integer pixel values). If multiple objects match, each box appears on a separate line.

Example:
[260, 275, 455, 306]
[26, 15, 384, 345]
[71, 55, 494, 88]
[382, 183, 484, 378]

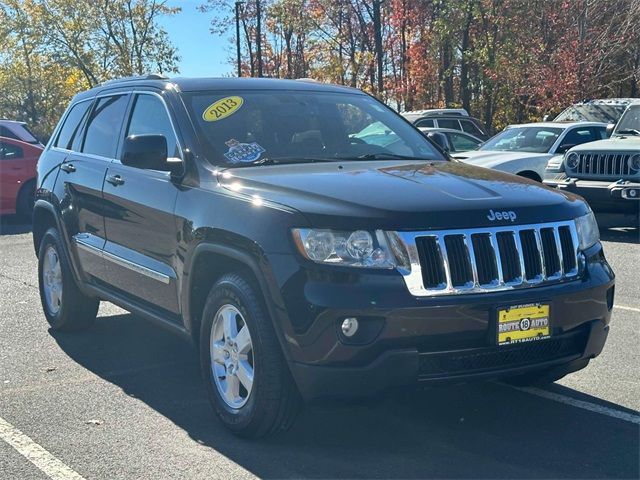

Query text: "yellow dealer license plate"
[497, 303, 550, 346]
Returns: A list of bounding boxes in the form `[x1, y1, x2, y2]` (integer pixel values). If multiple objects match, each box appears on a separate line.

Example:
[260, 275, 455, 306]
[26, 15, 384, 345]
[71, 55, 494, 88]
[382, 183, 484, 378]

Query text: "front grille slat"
[408, 221, 579, 296]
[575, 152, 632, 178]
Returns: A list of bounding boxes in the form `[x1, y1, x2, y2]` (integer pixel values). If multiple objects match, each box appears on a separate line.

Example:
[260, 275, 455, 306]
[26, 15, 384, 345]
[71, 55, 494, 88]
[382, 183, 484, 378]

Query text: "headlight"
[565, 152, 579, 170]
[628, 154, 640, 172]
[575, 212, 599, 250]
[546, 155, 563, 171]
[292, 229, 408, 269]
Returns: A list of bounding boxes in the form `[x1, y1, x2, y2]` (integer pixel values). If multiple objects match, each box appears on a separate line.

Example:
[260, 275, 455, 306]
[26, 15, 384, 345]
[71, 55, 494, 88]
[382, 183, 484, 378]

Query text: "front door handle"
[106, 174, 125, 186]
[60, 163, 76, 173]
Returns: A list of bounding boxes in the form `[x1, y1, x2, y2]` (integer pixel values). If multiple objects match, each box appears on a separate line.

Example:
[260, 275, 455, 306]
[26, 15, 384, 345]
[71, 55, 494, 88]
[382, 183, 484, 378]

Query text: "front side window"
[614, 105, 640, 136]
[183, 90, 445, 166]
[125, 94, 180, 160]
[448, 132, 480, 152]
[82, 95, 129, 158]
[0, 141, 23, 159]
[560, 127, 596, 149]
[461, 119, 484, 136]
[55, 100, 92, 150]
[481, 127, 563, 153]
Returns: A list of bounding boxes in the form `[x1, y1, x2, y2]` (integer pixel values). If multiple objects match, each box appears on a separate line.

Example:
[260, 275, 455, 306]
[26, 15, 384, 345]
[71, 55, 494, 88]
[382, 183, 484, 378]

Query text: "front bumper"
[544, 176, 640, 222]
[276, 247, 615, 400]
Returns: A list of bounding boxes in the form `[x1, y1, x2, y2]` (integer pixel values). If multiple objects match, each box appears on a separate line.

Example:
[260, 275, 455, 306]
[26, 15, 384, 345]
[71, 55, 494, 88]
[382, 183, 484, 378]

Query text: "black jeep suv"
[34, 76, 615, 437]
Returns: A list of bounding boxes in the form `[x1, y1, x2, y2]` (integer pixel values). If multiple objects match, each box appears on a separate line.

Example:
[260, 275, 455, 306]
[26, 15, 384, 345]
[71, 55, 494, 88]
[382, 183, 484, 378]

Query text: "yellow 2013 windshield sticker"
[202, 96, 244, 122]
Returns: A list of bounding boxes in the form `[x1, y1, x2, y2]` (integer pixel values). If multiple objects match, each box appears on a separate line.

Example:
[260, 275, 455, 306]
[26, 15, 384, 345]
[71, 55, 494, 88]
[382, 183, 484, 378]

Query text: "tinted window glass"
[126, 94, 180, 159]
[594, 127, 608, 140]
[184, 90, 444, 165]
[55, 101, 92, 150]
[448, 132, 480, 152]
[0, 141, 23, 159]
[83, 95, 128, 158]
[415, 119, 434, 128]
[438, 119, 461, 130]
[0, 126, 19, 141]
[461, 119, 483, 136]
[562, 127, 596, 147]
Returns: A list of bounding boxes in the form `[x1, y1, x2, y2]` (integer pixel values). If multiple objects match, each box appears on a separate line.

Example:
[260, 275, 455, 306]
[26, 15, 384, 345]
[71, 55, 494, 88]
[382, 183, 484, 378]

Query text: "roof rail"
[100, 73, 169, 86]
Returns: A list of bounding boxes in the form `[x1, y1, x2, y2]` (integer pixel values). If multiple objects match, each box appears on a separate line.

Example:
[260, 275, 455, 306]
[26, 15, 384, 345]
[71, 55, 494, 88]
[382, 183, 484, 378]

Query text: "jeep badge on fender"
[33, 76, 614, 438]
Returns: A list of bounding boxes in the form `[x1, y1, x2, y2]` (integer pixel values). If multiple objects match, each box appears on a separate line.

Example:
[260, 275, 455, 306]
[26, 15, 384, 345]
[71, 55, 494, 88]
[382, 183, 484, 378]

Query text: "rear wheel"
[200, 273, 300, 438]
[37, 227, 99, 331]
[16, 179, 36, 220]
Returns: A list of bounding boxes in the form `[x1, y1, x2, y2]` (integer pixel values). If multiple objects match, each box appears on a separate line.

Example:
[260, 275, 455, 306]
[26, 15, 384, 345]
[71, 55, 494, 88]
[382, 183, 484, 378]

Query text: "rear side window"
[438, 119, 461, 130]
[0, 126, 20, 141]
[55, 101, 92, 150]
[415, 119, 434, 128]
[0, 141, 23, 159]
[125, 94, 180, 159]
[82, 95, 129, 158]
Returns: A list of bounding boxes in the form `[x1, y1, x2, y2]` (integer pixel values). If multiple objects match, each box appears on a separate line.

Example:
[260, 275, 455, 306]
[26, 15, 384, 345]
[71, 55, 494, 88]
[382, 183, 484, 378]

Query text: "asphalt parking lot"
[0, 216, 638, 480]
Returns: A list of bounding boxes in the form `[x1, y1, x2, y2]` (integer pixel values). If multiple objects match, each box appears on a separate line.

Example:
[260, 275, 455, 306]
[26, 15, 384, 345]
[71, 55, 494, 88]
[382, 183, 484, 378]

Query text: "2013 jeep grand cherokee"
[34, 76, 615, 437]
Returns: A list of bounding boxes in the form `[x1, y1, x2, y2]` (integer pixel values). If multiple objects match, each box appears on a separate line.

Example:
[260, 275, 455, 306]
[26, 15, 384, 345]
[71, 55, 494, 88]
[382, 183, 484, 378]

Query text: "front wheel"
[200, 273, 300, 438]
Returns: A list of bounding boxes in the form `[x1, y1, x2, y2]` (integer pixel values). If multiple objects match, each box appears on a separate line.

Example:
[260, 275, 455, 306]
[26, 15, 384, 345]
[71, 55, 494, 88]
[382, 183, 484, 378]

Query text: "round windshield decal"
[203, 96, 244, 122]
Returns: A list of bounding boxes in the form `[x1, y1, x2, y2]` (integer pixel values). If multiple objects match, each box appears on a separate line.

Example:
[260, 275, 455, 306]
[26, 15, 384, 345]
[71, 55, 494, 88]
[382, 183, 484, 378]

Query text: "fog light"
[341, 317, 359, 337]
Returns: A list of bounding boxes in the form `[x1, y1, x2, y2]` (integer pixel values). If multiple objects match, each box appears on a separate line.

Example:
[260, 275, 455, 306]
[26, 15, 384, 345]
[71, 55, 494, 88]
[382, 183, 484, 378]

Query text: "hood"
[570, 136, 640, 152]
[455, 150, 549, 167]
[216, 160, 588, 230]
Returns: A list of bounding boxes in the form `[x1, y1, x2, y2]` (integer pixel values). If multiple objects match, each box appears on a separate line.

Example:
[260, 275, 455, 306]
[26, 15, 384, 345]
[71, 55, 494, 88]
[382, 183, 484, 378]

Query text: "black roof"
[73, 76, 362, 102]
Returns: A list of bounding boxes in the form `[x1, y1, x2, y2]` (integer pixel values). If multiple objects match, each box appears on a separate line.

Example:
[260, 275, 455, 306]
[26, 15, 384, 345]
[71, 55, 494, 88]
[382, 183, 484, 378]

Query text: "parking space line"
[614, 305, 640, 313]
[0, 415, 85, 480]
[516, 387, 640, 425]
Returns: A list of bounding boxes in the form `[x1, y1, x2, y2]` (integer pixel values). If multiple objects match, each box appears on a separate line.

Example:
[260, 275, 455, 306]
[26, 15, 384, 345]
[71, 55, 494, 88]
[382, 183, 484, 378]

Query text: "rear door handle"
[60, 163, 76, 173]
[106, 174, 125, 186]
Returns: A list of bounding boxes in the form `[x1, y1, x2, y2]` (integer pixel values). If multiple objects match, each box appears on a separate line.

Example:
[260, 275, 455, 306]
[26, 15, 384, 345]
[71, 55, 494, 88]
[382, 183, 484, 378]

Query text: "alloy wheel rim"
[210, 304, 254, 409]
[42, 245, 63, 315]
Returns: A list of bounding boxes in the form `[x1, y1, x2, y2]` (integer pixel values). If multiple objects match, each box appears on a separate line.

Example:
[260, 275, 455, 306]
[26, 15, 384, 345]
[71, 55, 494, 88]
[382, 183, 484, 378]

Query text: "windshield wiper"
[616, 129, 640, 136]
[234, 156, 339, 167]
[337, 153, 427, 161]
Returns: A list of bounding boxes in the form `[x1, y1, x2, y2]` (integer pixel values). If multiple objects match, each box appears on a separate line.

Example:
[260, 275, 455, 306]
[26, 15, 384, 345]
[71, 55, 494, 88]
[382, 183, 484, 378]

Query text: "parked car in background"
[551, 98, 637, 125]
[0, 137, 41, 217]
[418, 127, 482, 153]
[454, 122, 608, 182]
[0, 120, 43, 146]
[544, 102, 640, 227]
[401, 108, 489, 140]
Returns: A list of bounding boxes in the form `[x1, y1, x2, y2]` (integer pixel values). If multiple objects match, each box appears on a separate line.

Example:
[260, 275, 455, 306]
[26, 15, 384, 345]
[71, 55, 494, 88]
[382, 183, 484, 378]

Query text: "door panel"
[0, 141, 25, 213]
[59, 153, 108, 280]
[102, 165, 179, 313]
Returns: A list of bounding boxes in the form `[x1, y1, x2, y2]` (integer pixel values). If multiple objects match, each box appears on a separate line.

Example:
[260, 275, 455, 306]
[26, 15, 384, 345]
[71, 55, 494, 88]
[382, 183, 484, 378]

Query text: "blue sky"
[159, 0, 233, 77]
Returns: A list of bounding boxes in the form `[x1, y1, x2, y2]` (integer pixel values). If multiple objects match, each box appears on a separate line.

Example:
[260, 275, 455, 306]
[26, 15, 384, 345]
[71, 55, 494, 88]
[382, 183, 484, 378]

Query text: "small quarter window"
[54, 101, 92, 150]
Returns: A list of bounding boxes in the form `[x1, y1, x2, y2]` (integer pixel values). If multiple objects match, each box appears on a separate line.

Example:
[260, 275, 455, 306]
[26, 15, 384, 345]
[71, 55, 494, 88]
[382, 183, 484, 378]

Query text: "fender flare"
[183, 242, 293, 362]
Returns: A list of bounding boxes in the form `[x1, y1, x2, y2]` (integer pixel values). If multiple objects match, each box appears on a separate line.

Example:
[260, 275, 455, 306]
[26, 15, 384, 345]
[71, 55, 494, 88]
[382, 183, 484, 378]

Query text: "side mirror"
[606, 123, 615, 137]
[427, 132, 449, 152]
[121, 134, 182, 174]
[556, 143, 576, 154]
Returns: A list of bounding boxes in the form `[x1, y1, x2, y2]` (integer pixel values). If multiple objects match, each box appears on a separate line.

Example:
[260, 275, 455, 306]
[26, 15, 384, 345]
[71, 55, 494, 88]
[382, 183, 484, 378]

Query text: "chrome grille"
[576, 152, 632, 177]
[397, 221, 580, 296]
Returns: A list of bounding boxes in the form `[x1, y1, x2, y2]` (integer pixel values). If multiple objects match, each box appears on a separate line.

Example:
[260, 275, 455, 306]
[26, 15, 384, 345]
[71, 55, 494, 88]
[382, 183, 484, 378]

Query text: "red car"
[0, 136, 42, 217]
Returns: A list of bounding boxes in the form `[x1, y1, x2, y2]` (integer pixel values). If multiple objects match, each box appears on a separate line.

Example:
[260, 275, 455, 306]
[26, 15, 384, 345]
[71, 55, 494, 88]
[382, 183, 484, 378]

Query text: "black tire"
[37, 227, 99, 331]
[199, 273, 301, 438]
[16, 179, 36, 220]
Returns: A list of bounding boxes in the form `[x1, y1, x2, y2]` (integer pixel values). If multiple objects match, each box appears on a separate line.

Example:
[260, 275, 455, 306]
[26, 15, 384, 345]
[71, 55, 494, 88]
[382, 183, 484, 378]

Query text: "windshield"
[614, 105, 640, 135]
[554, 104, 627, 123]
[480, 126, 563, 153]
[183, 90, 445, 166]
